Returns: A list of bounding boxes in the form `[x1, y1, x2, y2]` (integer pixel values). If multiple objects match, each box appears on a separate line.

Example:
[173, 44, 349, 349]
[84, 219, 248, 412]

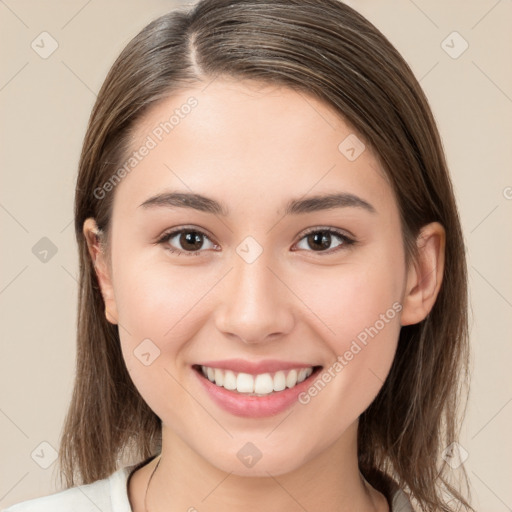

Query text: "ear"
[83, 217, 119, 325]
[400, 222, 446, 326]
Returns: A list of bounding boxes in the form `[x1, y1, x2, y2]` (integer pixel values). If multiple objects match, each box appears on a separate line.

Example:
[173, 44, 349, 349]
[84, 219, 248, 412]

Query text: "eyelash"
[156, 226, 356, 257]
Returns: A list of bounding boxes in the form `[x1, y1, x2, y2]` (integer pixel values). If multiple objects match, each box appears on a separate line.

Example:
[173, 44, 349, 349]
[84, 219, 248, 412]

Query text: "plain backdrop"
[1, 0, 511, 510]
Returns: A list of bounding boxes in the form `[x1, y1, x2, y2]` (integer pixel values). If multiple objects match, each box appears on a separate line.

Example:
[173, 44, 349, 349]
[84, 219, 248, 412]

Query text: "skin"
[84, 78, 445, 512]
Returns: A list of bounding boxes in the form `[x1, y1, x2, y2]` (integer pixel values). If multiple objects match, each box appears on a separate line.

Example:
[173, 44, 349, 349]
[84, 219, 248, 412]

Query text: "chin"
[197, 436, 319, 478]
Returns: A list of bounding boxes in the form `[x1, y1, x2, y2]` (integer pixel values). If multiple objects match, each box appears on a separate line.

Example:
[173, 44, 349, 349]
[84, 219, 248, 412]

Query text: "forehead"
[112, 78, 395, 220]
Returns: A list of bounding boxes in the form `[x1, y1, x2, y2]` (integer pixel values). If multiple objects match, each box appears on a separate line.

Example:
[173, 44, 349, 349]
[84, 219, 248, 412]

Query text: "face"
[90, 78, 417, 477]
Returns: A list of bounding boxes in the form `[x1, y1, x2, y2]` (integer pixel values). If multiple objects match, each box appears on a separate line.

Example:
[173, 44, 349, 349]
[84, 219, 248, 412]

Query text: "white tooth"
[273, 371, 286, 392]
[223, 370, 237, 390]
[297, 368, 308, 383]
[286, 369, 298, 388]
[214, 368, 224, 386]
[305, 367, 313, 378]
[254, 373, 274, 395]
[201, 365, 208, 377]
[206, 367, 215, 382]
[236, 372, 255, 393]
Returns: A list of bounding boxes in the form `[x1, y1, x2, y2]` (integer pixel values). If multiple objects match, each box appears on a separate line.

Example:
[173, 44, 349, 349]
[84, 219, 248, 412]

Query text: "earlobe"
[400, 222, 446, 326]
[82, 218, 119, 325]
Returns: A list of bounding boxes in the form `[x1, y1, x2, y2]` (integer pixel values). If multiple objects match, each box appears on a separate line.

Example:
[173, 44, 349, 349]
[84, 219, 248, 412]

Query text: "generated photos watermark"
[298, 301, 403, 405]
[93, 96, 198, 200]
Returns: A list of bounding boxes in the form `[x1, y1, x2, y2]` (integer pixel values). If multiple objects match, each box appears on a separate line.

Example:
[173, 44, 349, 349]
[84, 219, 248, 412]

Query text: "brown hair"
[60, 1, 473, 510]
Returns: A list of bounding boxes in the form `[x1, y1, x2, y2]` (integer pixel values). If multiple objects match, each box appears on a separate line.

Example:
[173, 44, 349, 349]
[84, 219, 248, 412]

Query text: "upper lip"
[195, 359, 320, 375]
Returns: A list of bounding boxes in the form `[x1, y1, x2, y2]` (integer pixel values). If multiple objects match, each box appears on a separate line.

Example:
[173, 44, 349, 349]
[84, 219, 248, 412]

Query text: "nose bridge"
[214, 248, 294, 343]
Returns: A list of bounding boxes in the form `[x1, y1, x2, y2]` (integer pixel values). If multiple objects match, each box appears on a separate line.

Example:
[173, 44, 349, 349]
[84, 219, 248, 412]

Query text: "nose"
[214, 252, 295, 344]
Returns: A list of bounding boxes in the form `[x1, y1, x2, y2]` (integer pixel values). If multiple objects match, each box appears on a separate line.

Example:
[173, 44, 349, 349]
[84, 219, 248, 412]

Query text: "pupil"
[309, 232, 331, 251]
[181, 232, 202, 250]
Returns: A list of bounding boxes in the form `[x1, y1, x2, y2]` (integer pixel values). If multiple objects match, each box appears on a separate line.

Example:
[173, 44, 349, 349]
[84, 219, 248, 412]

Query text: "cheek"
[292, 258, 404, 416]
[111, 257, 210, 405]
[293, 257, 403, 349]
[112, 253, 217, 344]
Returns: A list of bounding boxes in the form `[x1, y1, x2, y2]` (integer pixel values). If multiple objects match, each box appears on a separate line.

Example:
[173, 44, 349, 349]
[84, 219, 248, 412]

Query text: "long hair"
[59, 1, 473, 510]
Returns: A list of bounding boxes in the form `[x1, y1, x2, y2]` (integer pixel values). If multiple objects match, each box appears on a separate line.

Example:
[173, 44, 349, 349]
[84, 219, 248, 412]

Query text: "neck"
[129, 422, 388, 512]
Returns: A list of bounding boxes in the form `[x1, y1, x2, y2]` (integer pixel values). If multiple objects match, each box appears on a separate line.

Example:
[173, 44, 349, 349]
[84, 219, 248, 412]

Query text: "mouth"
[192, 364, 323, 397]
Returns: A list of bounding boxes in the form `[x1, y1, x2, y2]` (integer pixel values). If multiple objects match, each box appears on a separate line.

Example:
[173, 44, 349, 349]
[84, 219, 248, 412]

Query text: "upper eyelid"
[158, 226, 216, 244]
[299, 225, 355, 239]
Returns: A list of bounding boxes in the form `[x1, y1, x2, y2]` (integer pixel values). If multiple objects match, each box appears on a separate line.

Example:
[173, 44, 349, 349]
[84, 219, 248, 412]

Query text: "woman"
[4, 0, 473, 511]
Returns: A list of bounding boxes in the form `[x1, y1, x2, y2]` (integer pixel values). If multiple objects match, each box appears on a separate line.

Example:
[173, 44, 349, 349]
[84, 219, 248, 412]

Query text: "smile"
[197, 365, 317, 396]
[192, 359, 324, 417]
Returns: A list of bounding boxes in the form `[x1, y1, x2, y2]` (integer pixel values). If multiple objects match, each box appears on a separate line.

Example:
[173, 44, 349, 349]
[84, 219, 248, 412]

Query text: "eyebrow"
[138, 191, 376, 216]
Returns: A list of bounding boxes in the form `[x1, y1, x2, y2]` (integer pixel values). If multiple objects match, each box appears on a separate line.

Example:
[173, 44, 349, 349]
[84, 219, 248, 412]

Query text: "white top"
[3, 464, 415, 511]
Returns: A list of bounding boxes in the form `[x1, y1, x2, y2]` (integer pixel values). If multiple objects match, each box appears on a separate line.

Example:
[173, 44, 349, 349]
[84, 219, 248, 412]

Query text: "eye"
[157, 228, 218, 256]
[157, 226, 356, 257]
[293, 228, 355, 254]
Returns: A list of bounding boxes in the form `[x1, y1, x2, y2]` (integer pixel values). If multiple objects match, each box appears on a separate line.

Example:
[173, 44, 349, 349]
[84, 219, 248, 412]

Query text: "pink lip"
[196, 358, 315, 375]
[192, 364, 321, 418]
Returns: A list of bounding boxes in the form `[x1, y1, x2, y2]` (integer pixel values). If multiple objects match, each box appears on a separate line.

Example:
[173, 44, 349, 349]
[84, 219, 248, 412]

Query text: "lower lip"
[193, 366, 321, 418]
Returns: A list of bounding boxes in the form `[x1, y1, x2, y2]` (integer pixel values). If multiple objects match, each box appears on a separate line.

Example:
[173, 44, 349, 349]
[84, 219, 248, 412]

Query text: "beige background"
[1, 0, 511, 510]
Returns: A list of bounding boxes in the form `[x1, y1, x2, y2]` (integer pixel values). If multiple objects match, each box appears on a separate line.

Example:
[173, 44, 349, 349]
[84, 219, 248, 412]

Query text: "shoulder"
[1, 466, 134, 512]
[391, 489, 414, 512]
[362, 469, 415, 512]
[390, 483, 416, 512]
